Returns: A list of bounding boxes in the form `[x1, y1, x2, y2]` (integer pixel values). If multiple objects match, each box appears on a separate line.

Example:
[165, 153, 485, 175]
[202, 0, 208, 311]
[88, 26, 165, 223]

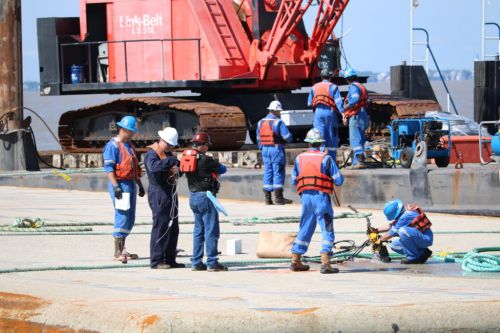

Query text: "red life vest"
[259, 118, 285, 146]
[344, 82, 368, 118]
[406, 204, 432, 232]
[180, 149, 198, 173]
[115, 140, 141, 181]
[296, 150, 334, 194]
[312, 82, 337, 110]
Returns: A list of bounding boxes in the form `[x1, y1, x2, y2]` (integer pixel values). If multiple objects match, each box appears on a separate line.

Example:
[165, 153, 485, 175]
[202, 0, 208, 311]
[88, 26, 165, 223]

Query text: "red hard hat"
[191, 131, 211, 145]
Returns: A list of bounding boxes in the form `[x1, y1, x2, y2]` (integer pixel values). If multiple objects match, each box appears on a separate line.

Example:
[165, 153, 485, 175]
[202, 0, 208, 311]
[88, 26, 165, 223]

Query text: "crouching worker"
[103, 116, 145, 261]
[290, 128, 344, 274]
[373, 199, 433, 264]
[180, 132, 228, 272]
[145, 127, 185, 269]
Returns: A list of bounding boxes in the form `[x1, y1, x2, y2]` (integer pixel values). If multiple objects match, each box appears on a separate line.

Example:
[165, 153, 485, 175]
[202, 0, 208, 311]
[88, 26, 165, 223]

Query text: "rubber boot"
[264, 190, 274, 205]
[320, 253, 339, 274]
[275, 189, 293, 205]
[122, 237, 139, 260]
[290, 253, 310, 272]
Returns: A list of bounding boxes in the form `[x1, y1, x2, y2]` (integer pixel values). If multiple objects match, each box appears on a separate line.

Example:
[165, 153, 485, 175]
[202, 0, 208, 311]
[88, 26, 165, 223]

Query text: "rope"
[461, 247, 500, 272]
[1, 230, 499, 236]
[0, 252, 409, 275]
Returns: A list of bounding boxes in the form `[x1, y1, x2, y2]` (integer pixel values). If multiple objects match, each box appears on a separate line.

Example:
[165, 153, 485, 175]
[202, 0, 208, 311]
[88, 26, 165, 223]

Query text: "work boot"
[290, 253, 310, 272]
[418, 248, 433, 264]
[152, 263, 172, 269]
[113, 237, 122, 260]
[122, 237, 139, 260]
[191, 263, 208, 271]
[168, 262, 186, 268]
[320, 253, 339, 274]
[275, 189, 293, 205]
[264, 190, 274, 205]
[207, 263, 228, 272]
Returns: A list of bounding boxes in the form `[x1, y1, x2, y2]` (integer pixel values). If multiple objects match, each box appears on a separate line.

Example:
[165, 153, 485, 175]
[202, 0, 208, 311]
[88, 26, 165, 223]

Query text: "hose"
[461, 247, 500, 273]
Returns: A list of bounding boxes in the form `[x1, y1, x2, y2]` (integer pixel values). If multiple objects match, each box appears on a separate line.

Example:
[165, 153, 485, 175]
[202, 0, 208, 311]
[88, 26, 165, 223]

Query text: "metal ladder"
[203, 0, 243, 61]
[412, 27, 459, 115]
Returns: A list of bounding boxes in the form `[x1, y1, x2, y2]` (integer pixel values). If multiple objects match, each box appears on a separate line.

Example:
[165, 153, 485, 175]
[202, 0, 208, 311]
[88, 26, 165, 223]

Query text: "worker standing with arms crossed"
[290, 128, 344, 274]
[372, 199, 433, 264]
[342, 68, 370, 168]
[103, 116, 145, 261]
[180, 132, 228, 272]
[145, 127, 185, 269]
[257, 100, 293, 205]
[308, 68, 345, 161]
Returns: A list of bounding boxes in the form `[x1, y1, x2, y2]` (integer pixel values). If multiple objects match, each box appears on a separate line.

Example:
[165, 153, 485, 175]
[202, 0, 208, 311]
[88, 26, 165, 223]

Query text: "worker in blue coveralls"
[372, 199, 433, 264]
[308, 68, 345, 161]
[144, 127, 184, 269]
[257, 100, 293, 205]
[342, 68, 370, 168]
[290, 128, 344, 274]
[103, 116, 145, 261]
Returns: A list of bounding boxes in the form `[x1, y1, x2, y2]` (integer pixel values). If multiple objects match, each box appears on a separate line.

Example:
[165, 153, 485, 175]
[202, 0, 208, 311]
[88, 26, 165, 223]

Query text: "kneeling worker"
[180, 131, 228, 272]
[291, 128, 344, 274]
[145, 127, 184, 269]
[372, 199, 433, 264]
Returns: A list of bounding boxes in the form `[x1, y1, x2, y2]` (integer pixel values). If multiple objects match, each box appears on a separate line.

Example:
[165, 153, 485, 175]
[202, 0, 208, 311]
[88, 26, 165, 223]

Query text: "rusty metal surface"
[58, 97, 247, 152]
[0, 0, 23, 122]
[366, 93, 441, 139]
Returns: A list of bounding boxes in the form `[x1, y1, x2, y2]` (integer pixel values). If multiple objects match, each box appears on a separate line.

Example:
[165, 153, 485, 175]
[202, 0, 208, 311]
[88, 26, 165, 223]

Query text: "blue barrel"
[70, 65, 85, 84]
[491, 131, 500, 157]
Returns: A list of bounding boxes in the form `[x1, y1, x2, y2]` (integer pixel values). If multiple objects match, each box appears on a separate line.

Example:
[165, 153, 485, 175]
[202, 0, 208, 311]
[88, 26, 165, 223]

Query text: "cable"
[155, 170, 180, 244]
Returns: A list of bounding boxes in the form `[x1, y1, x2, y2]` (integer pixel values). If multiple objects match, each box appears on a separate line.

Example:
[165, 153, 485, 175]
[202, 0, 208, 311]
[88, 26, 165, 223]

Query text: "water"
[24, 81, 475, 151]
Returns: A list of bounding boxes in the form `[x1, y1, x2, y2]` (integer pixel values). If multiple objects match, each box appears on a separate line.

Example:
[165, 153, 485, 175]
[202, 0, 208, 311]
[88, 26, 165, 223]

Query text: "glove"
[113, 185, 123, 200]
[138, 184, 145, 197]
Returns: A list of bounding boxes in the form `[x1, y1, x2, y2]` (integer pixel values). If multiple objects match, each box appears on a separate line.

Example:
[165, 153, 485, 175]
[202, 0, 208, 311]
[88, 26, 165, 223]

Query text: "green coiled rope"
[461, 247, 500, 272]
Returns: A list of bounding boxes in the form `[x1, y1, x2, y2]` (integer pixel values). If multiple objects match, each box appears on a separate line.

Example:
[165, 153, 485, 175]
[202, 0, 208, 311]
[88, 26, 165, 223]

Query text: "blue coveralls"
[144, 150, 181, 268]
[308, 80, 345, 160]
[290, 149, 344, 255]
[389, 210, 434, 261]
[103, 138, 137, 238]
[344, 82, 369, 165]
[257, 114, 293, 192]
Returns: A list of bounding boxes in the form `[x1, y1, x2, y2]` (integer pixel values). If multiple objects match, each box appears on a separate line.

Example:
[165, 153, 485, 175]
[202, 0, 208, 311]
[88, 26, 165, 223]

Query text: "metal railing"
[412, 28, 459, 115]
[60, 38, 202, 84]
[484, 22, 500, 60]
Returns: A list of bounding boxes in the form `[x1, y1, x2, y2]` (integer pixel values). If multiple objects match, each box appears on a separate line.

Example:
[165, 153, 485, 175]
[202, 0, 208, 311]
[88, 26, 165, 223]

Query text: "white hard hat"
[158, 127, 179, 146]
[267, 100, 283, 111]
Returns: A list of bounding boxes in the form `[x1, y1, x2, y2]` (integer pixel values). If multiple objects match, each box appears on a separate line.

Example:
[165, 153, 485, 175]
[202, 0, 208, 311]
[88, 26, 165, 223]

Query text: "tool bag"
[256, 231, 296, 258]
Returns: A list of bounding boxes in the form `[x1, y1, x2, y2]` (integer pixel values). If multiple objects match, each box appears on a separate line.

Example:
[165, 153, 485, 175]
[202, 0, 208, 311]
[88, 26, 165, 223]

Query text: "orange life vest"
[344, 82, 368, 118]
[180, 149, 198, 173]
[312, 82, 337, 110]
[259, 118, 285, 146]
[406, 204, 432, 232]
[115, 140, 141, 181]
[296, 150, 334, 194]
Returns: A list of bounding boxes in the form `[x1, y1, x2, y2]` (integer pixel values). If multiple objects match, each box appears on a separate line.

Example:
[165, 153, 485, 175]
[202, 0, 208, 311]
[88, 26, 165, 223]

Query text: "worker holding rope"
[103, 116, 145, 261]
[145, 127, 184, 269]
[373, 199, 433, 264]
[290, 128, 344, 274]
[181, 132, 228, 272]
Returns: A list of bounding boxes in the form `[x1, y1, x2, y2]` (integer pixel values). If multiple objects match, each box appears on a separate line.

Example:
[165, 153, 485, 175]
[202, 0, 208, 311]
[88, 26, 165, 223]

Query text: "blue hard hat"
[343, 68, 358, 78]
[383, 199, 404, 221]
[116, 116, 138, 133]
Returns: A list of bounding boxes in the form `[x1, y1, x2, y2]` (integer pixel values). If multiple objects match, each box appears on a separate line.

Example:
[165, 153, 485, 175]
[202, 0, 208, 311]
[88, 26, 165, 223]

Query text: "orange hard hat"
[191, 131, 211, 145]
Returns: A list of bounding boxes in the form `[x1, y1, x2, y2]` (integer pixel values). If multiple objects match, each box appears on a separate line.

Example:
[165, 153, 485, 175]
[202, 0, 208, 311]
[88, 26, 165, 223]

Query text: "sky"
[21, 0, 500, 81]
